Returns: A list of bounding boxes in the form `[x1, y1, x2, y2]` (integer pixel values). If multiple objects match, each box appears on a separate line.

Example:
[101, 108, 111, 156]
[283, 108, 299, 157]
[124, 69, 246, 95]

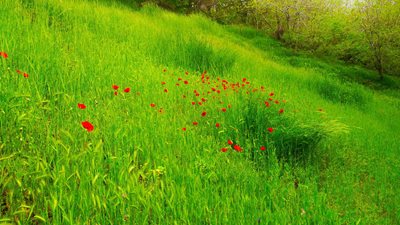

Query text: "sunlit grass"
[1, 0, 399, 224]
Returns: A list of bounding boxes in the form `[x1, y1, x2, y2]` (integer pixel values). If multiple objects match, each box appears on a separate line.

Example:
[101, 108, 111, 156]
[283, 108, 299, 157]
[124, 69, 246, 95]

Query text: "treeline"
[132, 0, 400, 78]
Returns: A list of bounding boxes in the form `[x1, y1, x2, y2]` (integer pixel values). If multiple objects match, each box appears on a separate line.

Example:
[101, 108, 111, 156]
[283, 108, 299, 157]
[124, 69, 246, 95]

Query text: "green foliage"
[0, 0, 399, 224]
[311, 77, 372, 108]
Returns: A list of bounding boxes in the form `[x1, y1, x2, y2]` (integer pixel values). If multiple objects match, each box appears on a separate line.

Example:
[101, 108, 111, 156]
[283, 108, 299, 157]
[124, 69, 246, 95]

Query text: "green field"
[1, 0, 399, 224]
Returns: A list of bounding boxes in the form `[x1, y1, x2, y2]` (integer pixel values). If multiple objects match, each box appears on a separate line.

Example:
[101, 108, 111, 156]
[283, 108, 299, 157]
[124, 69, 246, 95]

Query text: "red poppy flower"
[274, 100, 279, 104]
[191, 102, 196, 105]
[265, 101, 270, 107]
[184, 80, 189, 85]
[23, 73, 29, 78]
[234, 145, 242, 152]
[260, 146, 266, 151]
[193, 121, 198, 126]
[112, 85, 119, 90]
[182, 127, 187, 131]
[176, 83, 180, 86]
[269, 92, 274, 96]
[164, 88, 168, 93]
[114, 91, 118, 96]
[150, 103, 156, 107]
[268, 127, 274, 133]
[82, 121, 94, 132]
[124, 87, 130, 93]
[0, 52, 8, 58]
[216, 123, 220, 128]
[195, 93, 200, 97]
[78, 103, 86, 109]
[201, 111, 207, 117]
[161, 81, 166, 85]
[221, 148, 228, 152]
[242, 78, 247, 82]
[268, 98, 273, 101]
[178, 77, 182, 81]
[228, 140, 233, 145]
[201, 98, 206, 102]
[16, 70, 22, 74]
[221, 108, 227, 112]
[279, 109, 284, 114]
[198, 102, 202, 105]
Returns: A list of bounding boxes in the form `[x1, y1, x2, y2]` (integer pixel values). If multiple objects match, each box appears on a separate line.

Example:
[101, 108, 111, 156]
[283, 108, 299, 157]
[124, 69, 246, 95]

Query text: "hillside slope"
[1, 0, 399, 224]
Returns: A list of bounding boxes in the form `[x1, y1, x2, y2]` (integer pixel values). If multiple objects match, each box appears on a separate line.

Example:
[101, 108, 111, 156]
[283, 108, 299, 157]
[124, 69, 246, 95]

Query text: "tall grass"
[1, 0, 399, 224]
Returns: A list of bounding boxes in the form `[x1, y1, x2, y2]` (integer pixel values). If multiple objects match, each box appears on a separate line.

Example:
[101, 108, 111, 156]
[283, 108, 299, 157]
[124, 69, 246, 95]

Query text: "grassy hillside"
[1, 0, 399, 224]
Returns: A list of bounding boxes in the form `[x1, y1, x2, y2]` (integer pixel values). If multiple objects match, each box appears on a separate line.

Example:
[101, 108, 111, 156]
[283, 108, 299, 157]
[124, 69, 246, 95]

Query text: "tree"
[356, 0, 400, 78]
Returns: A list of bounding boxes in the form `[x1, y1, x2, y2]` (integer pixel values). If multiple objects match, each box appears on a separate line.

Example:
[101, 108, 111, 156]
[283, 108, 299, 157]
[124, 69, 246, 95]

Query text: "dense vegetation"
[126, 0, 400, 79]
[1, 0, 399, 224]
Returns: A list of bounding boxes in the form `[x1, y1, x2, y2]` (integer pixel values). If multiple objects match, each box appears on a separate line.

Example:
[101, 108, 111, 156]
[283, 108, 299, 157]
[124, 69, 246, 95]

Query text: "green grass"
[1, 0, 399, 224]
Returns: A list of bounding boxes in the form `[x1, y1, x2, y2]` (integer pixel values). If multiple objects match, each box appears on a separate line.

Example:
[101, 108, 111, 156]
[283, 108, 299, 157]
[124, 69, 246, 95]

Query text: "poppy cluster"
[157, 68, 285, 154]
[0, 51, 30, 78]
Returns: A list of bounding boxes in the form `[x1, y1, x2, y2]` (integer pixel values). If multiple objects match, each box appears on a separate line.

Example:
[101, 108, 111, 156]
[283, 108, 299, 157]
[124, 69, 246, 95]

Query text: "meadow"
[0, 0, 399, 224]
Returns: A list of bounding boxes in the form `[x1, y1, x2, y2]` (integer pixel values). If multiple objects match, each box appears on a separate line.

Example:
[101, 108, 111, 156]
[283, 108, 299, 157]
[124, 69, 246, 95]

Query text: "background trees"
[134, 0, 400, 78]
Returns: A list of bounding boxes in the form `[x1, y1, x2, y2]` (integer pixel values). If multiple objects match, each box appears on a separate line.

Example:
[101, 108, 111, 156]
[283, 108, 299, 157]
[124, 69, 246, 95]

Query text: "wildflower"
[114, 91, 118, 96]
[78, 103, 86, 109]
[201, 111, 207, 117]
[164, 88, 168, 93]
[234, 145, 242, 152]
[221, 148, 228, 152]
[82, 121, 94, 132]
[150, 103, 156, 107]
[228, 140, 233, 145]
[176, 83, 180, 86]
[221, 108, 227, 112]
[279, 109, 284, 114]
[182, 127, 187, 131]
[23, 73, 29, 78]
[274, 100, 279, 104]
[185, 71, 189, 75]
[0, 52, 8, 58]
[112, 85, 119, 90]
[216, 123, 220, 128]
[178, 77, 182, 81]
[161, 81, 166, 85]
[184, 80, 189, 85]
[268, 127, 274, 133]
[193, 121, 198, 126]
[124, 87, 131, 93]
[191, 102, 196, 105]
[265, 101, 270, 107]
[16, 70, 22, 74]
[260, 146, 266, 151]
[269, 92, 274, 96]
[242, 78, 247, 82]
